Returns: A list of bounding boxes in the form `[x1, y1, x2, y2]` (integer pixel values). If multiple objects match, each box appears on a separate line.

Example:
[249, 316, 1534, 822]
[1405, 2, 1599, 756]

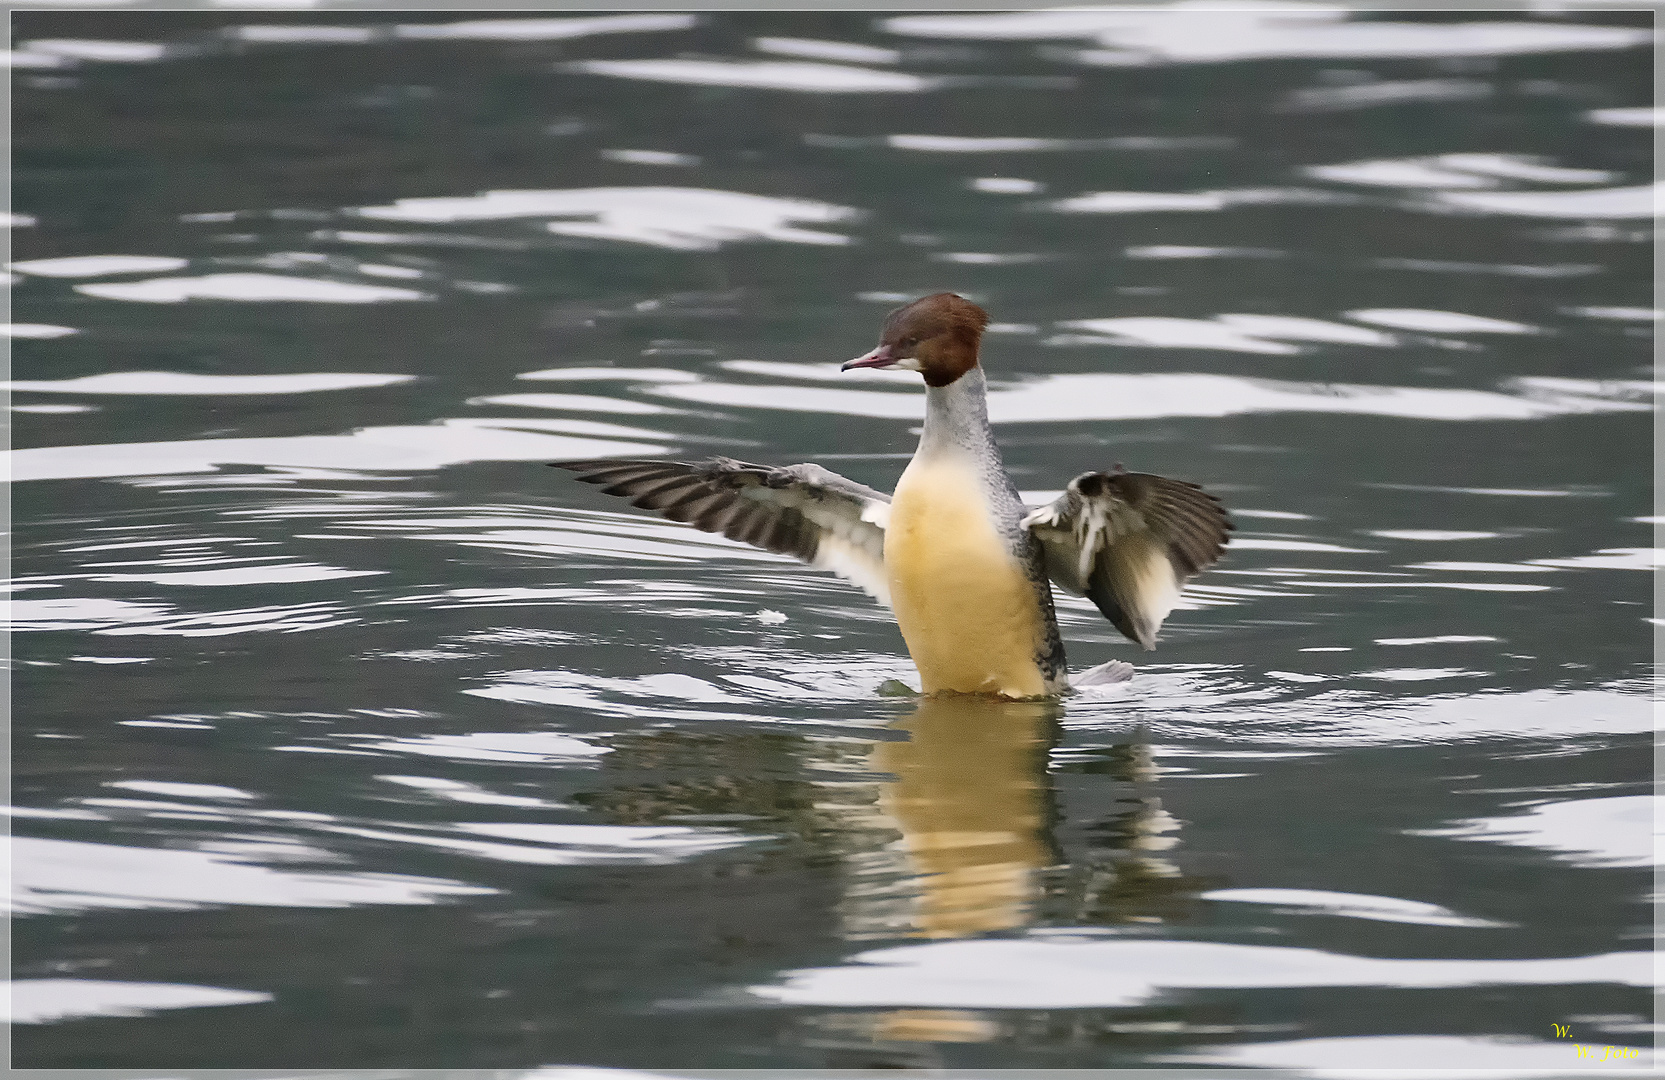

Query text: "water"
[9, 7, 1656, 1072]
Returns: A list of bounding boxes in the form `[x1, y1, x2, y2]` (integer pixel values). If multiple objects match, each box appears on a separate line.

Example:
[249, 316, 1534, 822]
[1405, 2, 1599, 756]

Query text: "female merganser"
[554, 292, 1231, 698]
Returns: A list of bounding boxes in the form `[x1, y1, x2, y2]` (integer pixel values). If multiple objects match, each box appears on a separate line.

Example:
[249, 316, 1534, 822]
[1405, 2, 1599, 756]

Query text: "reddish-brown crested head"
[842, 292, 990, 387]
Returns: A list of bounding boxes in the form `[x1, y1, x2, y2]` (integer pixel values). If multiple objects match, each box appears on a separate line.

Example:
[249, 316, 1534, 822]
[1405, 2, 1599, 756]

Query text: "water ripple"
[748, 936, 1649, 1008]
[654, 371, 1651, 423]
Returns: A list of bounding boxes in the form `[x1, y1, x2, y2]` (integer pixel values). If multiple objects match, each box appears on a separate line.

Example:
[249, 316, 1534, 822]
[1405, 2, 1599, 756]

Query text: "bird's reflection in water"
[803, 697, 1227, 1065]
[820, 696, 1213, 942]
[1049, 740, 1216, 928]
[582, 695, 1221, 1063]
[852, 693, 1058, 939]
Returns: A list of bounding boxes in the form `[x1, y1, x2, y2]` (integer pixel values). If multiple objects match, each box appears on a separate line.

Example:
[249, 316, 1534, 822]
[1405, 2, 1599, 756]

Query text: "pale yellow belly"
[884, 457, 1047, 698]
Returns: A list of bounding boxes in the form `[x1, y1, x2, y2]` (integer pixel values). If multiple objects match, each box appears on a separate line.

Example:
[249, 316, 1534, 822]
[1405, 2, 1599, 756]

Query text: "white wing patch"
[1126, 538, 1184, 642]
[736, 484, 891, 605]
[1075, 496, 1112, 584]
[1018, 504, 1060, 529]
[814, 532, 892, 606]
[1023, 470, 1230, 651]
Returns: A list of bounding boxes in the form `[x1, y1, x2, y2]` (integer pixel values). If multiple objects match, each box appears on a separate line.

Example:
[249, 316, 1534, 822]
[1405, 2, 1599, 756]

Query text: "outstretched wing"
[552, 457, 893, 604]
[1021, 470, 1231, 650]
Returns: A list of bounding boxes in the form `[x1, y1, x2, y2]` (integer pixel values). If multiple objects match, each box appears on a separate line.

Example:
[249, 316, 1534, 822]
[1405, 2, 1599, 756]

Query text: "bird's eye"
[900, 336, 919, 349]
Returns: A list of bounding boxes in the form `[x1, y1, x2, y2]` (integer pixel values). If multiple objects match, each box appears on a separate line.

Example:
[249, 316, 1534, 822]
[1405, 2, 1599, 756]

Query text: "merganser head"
[842, 292, 990, 387]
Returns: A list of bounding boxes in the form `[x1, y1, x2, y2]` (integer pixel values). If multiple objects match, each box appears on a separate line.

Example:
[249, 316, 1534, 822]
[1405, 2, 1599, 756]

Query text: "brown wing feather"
[551, 457, 892, 602]
[1023, 470, 1231, 650]
[1102, 473, 1232, 577]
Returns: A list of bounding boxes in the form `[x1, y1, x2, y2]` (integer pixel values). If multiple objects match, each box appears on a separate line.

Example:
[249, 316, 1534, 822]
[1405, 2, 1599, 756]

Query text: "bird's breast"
[885, 454, 1048, 698]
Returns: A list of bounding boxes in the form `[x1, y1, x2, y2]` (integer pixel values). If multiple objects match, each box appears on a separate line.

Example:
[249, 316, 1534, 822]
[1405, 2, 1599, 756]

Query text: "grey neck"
[918, 365, 1000, 463]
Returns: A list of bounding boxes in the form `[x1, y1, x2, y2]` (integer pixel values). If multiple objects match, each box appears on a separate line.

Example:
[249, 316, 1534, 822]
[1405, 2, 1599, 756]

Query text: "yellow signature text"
[1576, 1045, 1643, 1060]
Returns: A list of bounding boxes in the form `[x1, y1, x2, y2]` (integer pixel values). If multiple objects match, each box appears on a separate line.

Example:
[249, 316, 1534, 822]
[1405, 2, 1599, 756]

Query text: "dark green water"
[9, 8, 1656, 1073]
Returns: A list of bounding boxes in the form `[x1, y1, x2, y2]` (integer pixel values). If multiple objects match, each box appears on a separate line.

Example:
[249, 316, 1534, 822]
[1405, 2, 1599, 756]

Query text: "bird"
[552, 292, 1231, 699]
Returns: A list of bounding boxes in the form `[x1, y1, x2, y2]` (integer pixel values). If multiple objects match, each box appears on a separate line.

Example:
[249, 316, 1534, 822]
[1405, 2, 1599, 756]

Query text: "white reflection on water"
[1369, 483, 1611, 498]
[1069, 682, 1651, 746]
[19, 39, 167, 63]
[379, 775, 568, 809]
[1310, 159, 1498, 190]
[11, 835, 495, 916]
[1052, 166, 1647, 222]
[75, 273, 429, 303]
[1587, 106, 1662, 127]
[750, 936, 1649, 1008]
[471, 393, 681, 416]
[4, 371, 415, 395]
[84, 562, 383, 587]
[391, 14, 695, 41]
[1356, 668, 1484, 682]
[1346, 308, 1535, 334]
[11, 596, 358, 637]
[358, 506, 788, 565]
[1163, 1034, 1650, 1077]
[1309, 154, 1613, 189]
[465, 654, 910, 723]
[1411, 796, 1656, 868]
[105, 781, 255, 800]
[1528, 548, 1662, 571]
[1397, 152, 1615, 186]
[1376, 257, 1600, 279]
[6, 980, 273, 1025]
[12, 598, 175, 631]
[1229, 539, 1374, 553]
[4, 418, 667, 482]
[1200, 888, 1509, 928]
[1125, 244, 1281, 259]
[466, 671, 788, 726]
[7, 49, 73, 70]
[753, 37, 900, 65]
[883, 134, 1228, 152]
[1437, 182, 1660, 220]
[357, 187, 857, 250]
[1369, 530, 1504, 541]
[1052, 189, 1324, 214]
[518, 366, 699, 383]
[1061, 313, 1394, 352]
[357, 732, 609, 763]
[6, 403, 78, 417]
[1571, 306, 1660, 321]
[1408, 561, 1556, 573]
[882, 7, 1650, 62]
[1295, 582, 1551, 592]
[1280, 78, 1493, 113]
[6, 806, 106, 821]
[316, 821, 761, 866]
[3, 323, 78, 338]
[934, 251, 1048, 266]
[523, 1069, 688, 1080]
[599, 149, 699, 168]
[653, 371, 1651, 423]
[564, 59, 934, 94]
[8, 254, 187, 277]
[230, 25, 382, 45]
[719, 359, 919, 384]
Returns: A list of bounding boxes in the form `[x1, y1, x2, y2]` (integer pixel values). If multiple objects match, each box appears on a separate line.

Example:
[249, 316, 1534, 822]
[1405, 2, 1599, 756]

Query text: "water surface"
[9, 7, 1656, 1072]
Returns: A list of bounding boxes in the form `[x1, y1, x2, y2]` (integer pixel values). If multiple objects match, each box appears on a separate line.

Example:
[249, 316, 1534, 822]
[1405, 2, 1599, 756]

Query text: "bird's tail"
[1070, 659, 1135, 688]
